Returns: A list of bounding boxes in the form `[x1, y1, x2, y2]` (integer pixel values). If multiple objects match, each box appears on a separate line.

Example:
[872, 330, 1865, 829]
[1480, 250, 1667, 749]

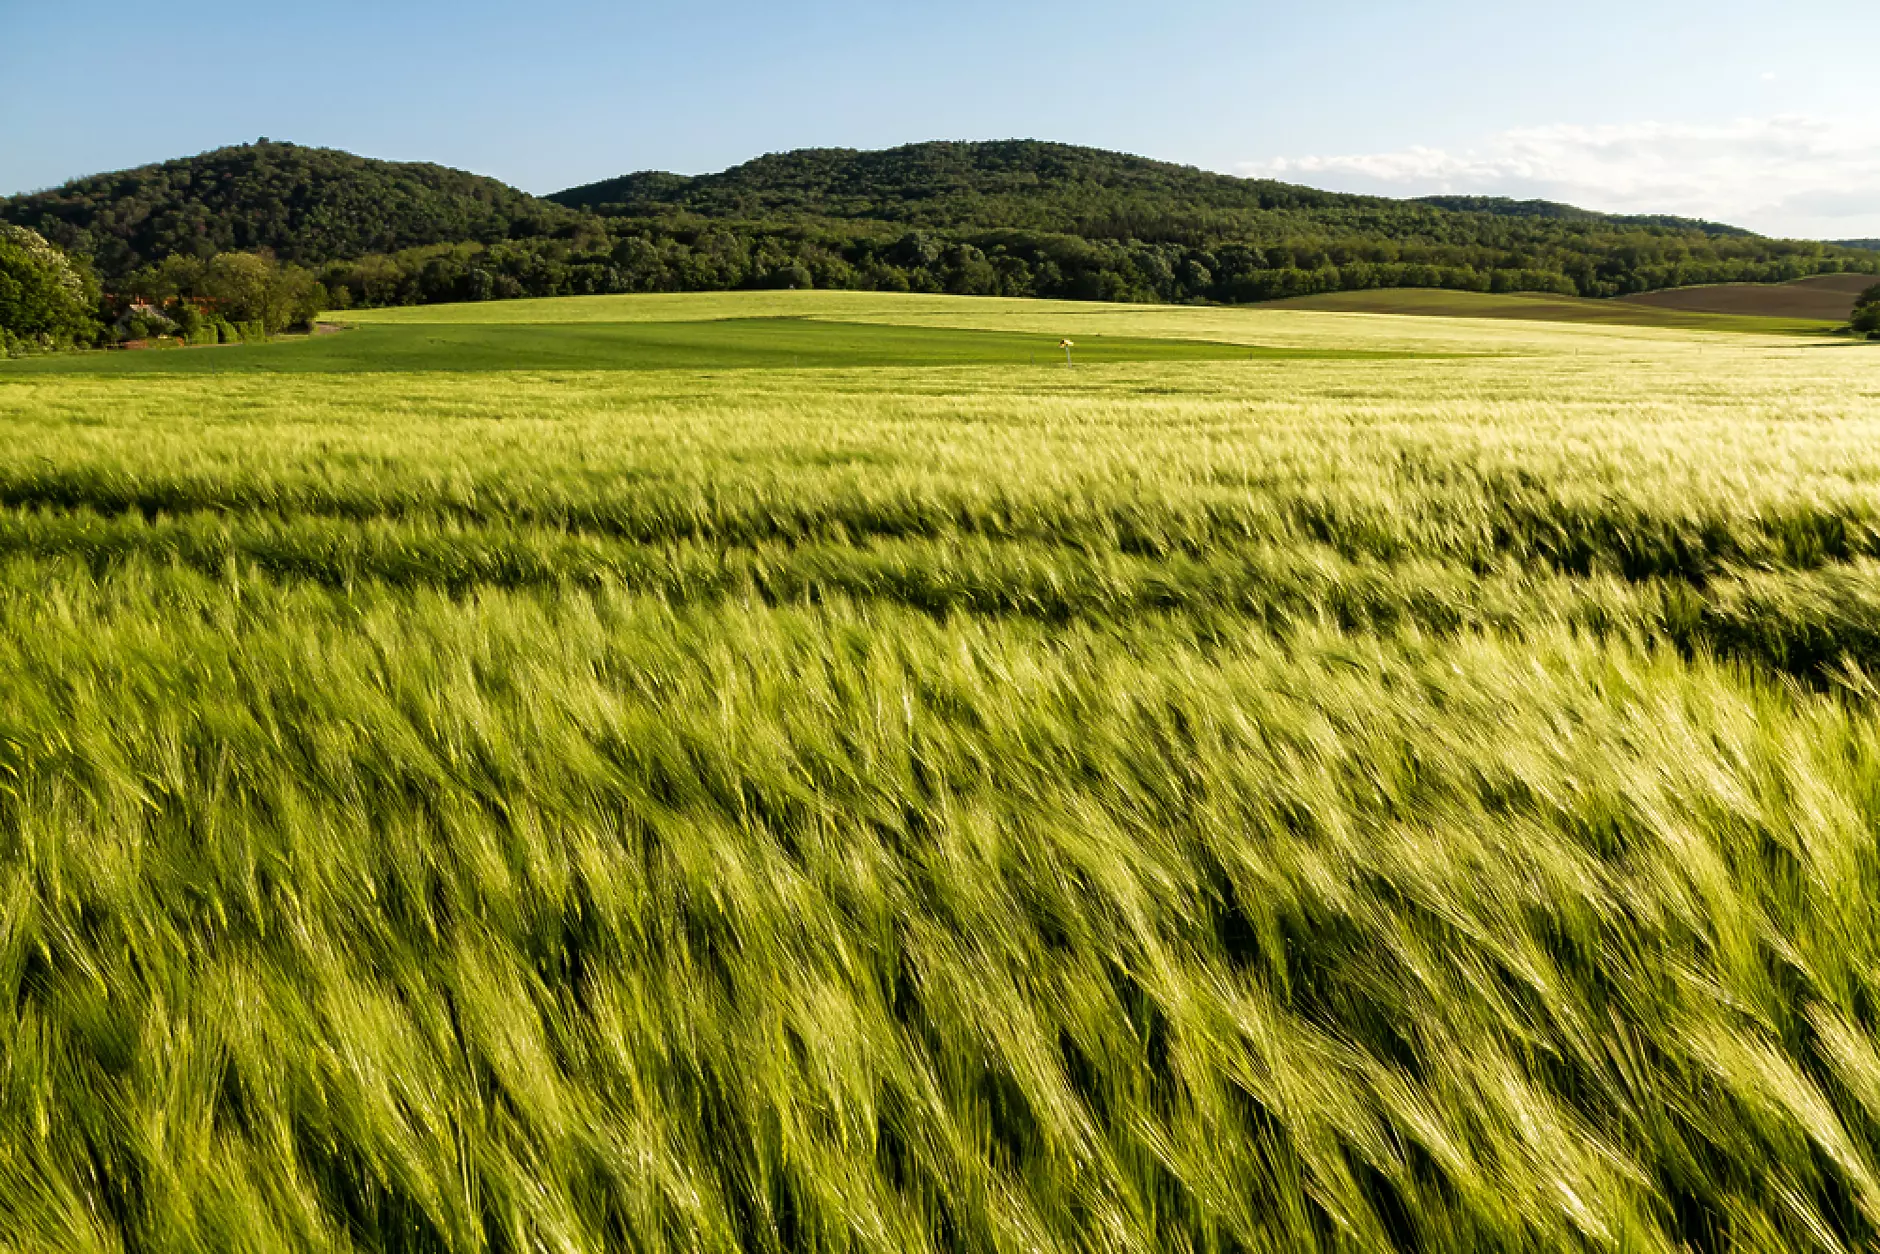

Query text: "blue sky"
[3, 0, 1875, 237]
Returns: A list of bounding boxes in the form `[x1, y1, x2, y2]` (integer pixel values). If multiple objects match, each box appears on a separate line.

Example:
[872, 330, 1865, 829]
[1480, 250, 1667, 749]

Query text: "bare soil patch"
[1620, 273, 1876, 321]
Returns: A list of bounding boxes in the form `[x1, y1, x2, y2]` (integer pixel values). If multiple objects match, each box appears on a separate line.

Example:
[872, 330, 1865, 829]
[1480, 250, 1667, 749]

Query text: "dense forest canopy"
[555, 144, 1754, 242]
[3, 139, 1874, 320]
[1410, 195, 1752, 236]
[0, 141, 570, 277]
[552, 141, 1380, 225]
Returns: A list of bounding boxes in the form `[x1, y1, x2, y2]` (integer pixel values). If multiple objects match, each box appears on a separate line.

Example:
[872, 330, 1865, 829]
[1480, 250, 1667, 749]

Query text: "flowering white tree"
[0, 224, 97, 354]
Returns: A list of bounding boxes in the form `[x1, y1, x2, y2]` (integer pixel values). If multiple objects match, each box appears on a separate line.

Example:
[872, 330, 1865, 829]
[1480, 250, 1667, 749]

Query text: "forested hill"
[548, 140, 1873, 300]
[0, 141, 572, 278]
[550, 141, 1374, 227]
[554, 143, 1748, 239]
[4, 138, 1873, 313]
[1836, 240, 1880, 252]
[1411, 194, 1751, 237]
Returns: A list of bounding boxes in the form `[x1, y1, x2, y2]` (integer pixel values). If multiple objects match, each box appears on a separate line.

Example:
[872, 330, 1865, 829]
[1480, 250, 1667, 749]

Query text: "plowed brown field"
[1620, 272, 1876, 320]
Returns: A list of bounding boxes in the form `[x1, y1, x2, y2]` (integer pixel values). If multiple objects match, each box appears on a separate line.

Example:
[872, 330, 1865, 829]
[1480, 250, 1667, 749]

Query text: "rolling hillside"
[1617, 273, 1878, 322]
[1261, 287, 1839, 334]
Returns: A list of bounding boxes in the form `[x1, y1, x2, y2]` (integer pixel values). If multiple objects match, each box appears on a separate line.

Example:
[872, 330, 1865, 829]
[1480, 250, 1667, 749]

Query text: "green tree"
[0, 224, 97, 352]
[887, 232, 942, 269]
[126, 254, 207, 304]
[200, 252, 327, 333]
[1853, 284, 1880, 339]
[199, 252, 272, 324]
[767, 262, 814, 291]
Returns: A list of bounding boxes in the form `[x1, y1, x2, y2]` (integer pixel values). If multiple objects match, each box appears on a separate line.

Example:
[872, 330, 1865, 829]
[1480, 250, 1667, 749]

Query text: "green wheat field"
[3, 291, 1880, 1252]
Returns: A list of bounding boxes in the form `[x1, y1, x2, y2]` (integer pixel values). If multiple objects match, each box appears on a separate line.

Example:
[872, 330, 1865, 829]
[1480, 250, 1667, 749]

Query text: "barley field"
[1, 293, 1878, 1252]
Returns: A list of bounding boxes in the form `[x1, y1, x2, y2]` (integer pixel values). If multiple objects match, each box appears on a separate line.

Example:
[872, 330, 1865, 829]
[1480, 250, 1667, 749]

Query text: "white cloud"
[1239, 116, 1880, 239]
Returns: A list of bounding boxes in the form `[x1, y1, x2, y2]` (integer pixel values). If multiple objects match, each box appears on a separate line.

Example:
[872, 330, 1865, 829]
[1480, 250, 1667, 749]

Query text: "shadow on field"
[0, 318, 1440, 375]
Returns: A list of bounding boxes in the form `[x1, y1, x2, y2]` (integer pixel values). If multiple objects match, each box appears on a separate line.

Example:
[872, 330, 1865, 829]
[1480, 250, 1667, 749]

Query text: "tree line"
[0, 225, 327, 357]
[307, 216, 1874, 314]
[10, 222, 1876, 359]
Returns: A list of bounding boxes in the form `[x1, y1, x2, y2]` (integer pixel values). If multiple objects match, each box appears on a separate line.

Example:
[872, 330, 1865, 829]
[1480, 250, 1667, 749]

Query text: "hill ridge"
[0, 140, 570, 277]
[1410, 194, 1751, 237]
[5, 138, 1874, 311]
[554, 141, 1758, 239]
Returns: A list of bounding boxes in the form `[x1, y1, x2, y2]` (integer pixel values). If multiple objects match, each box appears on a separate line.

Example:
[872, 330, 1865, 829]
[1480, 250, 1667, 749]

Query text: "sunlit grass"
[1, 294, 1878, 1250]
[328, 288, 1812, 354]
